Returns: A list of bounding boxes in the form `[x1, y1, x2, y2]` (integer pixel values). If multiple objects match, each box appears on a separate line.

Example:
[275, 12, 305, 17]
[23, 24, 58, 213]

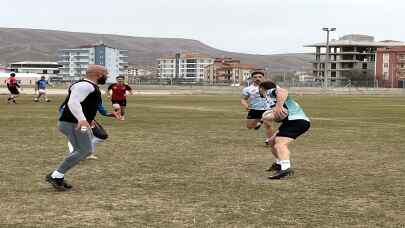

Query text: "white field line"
[136, 104, 405, 128]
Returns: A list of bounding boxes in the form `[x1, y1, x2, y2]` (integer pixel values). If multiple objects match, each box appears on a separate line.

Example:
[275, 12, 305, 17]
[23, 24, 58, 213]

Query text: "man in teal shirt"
[259, 81, 310, 179]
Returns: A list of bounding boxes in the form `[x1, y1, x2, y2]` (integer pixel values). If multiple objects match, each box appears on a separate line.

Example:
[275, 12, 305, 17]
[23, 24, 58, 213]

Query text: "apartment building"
[305, 34, 405, 82]
[375, 46, 405, 88]
[158, 53, 214, 81]
[9, 61, 62, 81]
[204, 58, 255, 84]
[57, 43, 128, 82]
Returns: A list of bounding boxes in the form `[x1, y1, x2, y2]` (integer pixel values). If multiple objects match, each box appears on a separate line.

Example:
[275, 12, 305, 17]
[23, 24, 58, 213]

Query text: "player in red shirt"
[107, 75, 133, 120]
[6, 72, 20, 104]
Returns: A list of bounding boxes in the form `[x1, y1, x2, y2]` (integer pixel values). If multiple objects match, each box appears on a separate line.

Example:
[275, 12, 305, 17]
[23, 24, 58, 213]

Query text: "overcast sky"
[1, 0, 403, 54]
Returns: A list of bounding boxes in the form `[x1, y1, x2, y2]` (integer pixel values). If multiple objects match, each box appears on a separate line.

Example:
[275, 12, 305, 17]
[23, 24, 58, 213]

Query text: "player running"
[107, 75, 133, 120]
[34, 76, 51, 102]
[240, 71, 274, 144]
[259, 81, 310, 179]
[6, 72, 20, 104]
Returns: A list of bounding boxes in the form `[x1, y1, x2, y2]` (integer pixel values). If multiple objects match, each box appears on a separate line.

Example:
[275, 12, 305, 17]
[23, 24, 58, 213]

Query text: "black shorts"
[8, 87, 19, 95]
[276, 119, 310, 139]
[112, 100, 127, 107]
[246, 109, 267, 119]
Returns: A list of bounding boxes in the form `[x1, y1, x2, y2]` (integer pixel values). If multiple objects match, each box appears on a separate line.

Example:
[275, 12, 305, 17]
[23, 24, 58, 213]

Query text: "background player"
[6, 72, 20, 104]
[34, 75, 51, 102]
[240, 71, 274, 144]
[107, 75, 133, 120]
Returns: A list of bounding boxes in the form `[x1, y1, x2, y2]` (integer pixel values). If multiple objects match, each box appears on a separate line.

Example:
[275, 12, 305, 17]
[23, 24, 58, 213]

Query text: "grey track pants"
[56, 121, 94, 173]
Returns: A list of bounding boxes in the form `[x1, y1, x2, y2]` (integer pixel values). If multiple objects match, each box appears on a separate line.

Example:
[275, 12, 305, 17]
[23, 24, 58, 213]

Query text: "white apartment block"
[57, 43, 128, 82]
[9, 61, 62, 81]
[158, 53, 214, 81]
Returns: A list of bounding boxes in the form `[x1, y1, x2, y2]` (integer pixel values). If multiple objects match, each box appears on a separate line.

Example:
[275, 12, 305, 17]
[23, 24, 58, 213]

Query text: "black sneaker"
[268, 168, 294, 179]
[265, 163, 281, 172]
[254, 121, 262, 130]
[45, 173, 72, 191]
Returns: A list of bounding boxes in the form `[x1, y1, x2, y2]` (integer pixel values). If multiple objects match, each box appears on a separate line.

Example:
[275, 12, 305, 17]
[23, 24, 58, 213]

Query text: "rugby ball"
[262, 109, 275, 120]
[262, 108, 288, 122]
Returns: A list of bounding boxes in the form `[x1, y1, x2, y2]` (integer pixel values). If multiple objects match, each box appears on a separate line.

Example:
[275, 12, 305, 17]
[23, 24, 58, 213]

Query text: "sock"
[51, 170, 64, 179]
[280, 160, 291, 170]
[275, 159, 281, 165]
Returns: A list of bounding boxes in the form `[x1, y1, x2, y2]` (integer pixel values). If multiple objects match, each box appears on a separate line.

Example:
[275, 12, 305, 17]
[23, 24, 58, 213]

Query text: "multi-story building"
[57, 43, 128, 82]
[9, 61, 62, 81]
[375, 46, 405, 88]
[305, 34, 405, 82]
[158, 53, 214, 81]
[127, 65, 154, 77]
[204, 58, 255, 84]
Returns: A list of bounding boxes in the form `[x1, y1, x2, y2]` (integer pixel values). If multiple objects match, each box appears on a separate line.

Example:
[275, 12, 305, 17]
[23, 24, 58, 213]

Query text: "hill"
[0, 28, 312, 72]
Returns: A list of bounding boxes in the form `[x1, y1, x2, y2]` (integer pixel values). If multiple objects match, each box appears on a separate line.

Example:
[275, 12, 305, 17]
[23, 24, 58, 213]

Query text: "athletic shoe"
[86, 154, 98, 160]
[120, 116, 125, 121]
[266, 163, 281, 172]
[254, 121, 262, 130]
[268, 168, 294, 179]
[45, 173, 72, 191]
[34, 98, 39, 102]
[46, 99, 51, 102]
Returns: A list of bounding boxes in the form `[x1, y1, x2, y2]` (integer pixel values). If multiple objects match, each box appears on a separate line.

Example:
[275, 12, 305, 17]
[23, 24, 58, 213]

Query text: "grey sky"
[1, 0, 403, 54]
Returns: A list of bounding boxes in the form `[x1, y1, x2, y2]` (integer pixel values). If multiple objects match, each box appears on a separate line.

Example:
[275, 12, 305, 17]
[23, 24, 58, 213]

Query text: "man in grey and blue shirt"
[46, 65, 111, 191]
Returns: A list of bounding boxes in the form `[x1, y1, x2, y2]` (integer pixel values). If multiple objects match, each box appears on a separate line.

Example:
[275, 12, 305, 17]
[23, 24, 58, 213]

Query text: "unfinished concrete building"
[305, 34, 405, 82]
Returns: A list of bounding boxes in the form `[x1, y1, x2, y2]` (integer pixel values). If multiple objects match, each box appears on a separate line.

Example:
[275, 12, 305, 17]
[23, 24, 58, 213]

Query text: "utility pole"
[322, 27, 336, 88]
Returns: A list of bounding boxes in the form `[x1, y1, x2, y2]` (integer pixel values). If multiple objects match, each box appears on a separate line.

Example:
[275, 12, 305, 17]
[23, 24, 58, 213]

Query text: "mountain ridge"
[0, 27, 312, 72]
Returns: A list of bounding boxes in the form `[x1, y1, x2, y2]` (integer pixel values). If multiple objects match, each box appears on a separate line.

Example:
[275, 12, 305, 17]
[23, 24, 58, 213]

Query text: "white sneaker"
[86, 154, 98, 160]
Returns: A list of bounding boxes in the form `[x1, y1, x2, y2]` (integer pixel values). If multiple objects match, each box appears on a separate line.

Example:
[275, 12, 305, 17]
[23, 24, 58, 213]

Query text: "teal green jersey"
[267, 88, 309, 121]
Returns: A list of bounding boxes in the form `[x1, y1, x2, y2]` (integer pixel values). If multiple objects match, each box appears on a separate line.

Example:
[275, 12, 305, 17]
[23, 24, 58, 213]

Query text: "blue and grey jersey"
[242, 85, 273, 110]
[37, 79, 47, 90]
[267, 88, 309, 121]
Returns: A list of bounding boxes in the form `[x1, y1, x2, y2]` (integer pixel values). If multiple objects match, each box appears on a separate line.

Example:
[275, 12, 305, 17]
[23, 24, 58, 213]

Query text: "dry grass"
[0, 94, 404, 227]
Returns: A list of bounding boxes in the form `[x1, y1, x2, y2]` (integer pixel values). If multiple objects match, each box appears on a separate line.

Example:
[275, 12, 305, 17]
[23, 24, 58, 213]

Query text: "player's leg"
[46, 122, 93, 190]
[87, 137, 104, 160]
[269, 120, 310, 179]
[246, 110, 263, 130]
[44, 92, 50, 102]
[246, 119, 260, 129]
[268, 136, 294, 179]
[120, 100, 127, 120]
[265, 131, 281, 172]
[263, 120, 274, 145]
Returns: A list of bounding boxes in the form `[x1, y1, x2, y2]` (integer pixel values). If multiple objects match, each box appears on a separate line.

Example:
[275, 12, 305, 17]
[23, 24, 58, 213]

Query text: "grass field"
[0, 94, 404, 227]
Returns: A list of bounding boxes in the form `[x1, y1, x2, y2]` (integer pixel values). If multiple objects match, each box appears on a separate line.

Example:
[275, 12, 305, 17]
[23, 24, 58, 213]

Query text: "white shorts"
[38, 89, 46, 94]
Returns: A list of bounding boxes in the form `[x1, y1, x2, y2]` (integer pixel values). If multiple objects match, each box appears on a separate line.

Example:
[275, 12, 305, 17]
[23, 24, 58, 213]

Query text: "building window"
[399, 54, 405, 60]
[384, 63, 389, 68]
[362, 63, 367, 69]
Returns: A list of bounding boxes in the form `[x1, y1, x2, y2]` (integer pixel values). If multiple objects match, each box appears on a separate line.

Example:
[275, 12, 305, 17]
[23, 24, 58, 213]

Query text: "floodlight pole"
[322, 27, 336, 88]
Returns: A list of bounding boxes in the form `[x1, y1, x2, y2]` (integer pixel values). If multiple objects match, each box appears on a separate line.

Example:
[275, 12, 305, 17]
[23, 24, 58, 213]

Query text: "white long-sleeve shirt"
[67, 80, 95, 122]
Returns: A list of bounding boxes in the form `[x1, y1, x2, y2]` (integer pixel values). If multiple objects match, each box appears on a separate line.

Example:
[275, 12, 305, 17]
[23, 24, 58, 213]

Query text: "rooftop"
[10, 61, 59, 65]
[305, 34, 405, 47]
[159, 52, 212, 59]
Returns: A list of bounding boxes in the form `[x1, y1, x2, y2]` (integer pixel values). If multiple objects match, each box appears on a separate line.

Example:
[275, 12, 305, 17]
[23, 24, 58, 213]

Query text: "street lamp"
[322, 27, 336, 88]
